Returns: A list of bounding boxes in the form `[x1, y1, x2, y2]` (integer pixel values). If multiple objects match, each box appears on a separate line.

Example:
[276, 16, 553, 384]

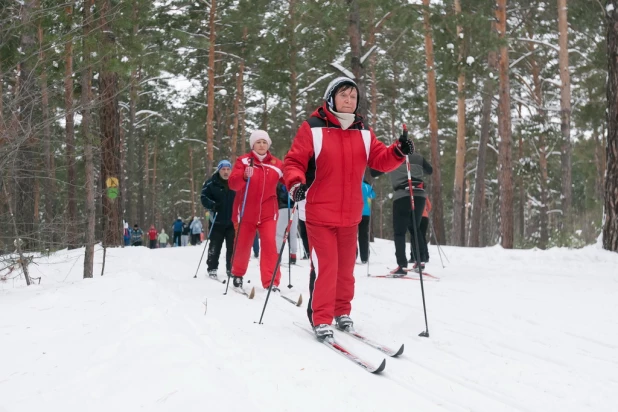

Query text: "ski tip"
[372, 358, 387, 374]
[248, 287, 255, 299]
[392, 344, 404, 357]
[296, 294, 303, 307]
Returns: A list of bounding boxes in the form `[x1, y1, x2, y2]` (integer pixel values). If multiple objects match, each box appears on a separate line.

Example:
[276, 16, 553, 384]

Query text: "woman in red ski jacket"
[228, 130, 284, 290]
[284, 77, 414, 341]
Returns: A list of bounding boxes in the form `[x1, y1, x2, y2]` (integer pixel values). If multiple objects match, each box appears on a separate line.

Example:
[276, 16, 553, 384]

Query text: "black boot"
[232, 276, 243, 288]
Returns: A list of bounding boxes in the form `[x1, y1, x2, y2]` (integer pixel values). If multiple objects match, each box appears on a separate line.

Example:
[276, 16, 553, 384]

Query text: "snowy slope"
[1, 239, 617, 412]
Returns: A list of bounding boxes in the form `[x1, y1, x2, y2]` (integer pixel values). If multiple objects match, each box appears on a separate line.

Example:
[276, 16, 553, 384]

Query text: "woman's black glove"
[288, 183, 308, 202]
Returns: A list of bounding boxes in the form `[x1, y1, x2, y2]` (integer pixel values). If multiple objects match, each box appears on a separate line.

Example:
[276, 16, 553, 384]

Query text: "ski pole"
[428, 217, 447, 267]
[403, 124, 430, 338]
[287, 192, 293, 289]
[257, 203, 298, 324]
[193, 212, 218, 278]
[366, 183, 374, 277]
[224, 158, 253, 295]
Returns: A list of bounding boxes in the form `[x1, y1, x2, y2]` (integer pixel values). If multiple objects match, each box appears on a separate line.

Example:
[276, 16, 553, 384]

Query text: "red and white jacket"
[228, 151, 284, 225]
[284, 104, 404, 227]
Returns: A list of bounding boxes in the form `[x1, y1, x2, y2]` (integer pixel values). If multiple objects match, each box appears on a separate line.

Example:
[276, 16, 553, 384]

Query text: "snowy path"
[1, 240, 617, 411]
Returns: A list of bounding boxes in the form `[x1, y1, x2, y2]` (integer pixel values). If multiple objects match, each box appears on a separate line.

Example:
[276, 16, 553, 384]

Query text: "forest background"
[1, 0, 615, 280]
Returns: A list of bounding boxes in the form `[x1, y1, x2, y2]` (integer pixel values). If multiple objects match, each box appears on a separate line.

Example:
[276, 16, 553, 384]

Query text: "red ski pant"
[306, 223, 357, 326]
[231, 218, 281, 288]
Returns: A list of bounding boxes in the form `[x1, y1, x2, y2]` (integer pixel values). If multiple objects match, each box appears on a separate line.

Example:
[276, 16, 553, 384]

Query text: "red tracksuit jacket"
[284, 104, 404, 227]
[228, 151, 284, 224]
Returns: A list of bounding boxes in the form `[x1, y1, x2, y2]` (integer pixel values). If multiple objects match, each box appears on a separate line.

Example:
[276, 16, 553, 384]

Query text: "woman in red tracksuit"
[284, 77, 414, 341]
[228, 130, 284, 290]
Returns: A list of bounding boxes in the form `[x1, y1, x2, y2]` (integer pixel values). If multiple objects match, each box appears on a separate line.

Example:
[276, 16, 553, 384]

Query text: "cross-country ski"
[294, 323, 386, 374]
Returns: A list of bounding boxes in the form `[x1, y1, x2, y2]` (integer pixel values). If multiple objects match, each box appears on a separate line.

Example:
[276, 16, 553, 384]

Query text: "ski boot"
[290, 254, 297, 265]
[232, 276, 243, 288]
[390, 266, 407, 276]
[334, 315, 355, 332]
[207, 269, 218, 279]
[313, 324, 334, 343]
[412, 262, 426, 272]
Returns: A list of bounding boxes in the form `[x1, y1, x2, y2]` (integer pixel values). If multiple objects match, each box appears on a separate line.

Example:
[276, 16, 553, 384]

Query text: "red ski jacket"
[284, 104, 404, 227]
[229, 151, 284, 225]
[148, 229, 157, 240]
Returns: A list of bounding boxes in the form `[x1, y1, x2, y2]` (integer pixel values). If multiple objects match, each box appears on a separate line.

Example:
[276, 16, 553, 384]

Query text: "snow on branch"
[515, 38, 559, 52]
[298, 73, 334, 96]
[360, 45, 378, 65]
[330, 62, 355, 79]
[135, 110, 172, 125]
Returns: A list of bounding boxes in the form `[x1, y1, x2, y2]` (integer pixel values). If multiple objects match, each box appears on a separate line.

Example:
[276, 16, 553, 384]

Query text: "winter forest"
[1, 0, 618, 280]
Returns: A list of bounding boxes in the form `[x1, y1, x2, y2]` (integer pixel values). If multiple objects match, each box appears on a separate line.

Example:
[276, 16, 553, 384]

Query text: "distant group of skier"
[123, 216, 205, 249]
[191, 77, 436, 342]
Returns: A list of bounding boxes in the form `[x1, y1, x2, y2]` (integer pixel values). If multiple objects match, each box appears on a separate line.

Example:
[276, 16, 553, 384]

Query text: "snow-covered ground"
[1, 238, 617, 412]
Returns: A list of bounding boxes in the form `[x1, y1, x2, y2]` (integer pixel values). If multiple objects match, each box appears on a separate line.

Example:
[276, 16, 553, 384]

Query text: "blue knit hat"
[217, 160, 232, 171]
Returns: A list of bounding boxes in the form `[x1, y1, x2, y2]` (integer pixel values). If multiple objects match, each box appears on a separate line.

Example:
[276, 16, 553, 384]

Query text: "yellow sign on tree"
[105, 177, 119, 188]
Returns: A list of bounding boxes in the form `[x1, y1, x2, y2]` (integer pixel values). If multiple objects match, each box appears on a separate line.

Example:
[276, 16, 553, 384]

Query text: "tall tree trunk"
[205, 0, 217, 173]
[36, 0, 55, 247]
[261, 94, 268, 130]
[528, 30, 549, 249]
[126, 68, 139, 225]
[239, 82, 246, 155]
[347, 0, 368, 118]
[16, 0, 37, 250]
[557, 0, 572, 226]
[125, 0, 140, 225]
[289, 0, 298, 138]
[604, 2, 618, 252]
[151, 135, 157, 226]
[594, 127, 605, 201]
[138, 136, 146, 226]
[189, 146, 196, 218]
[83, 0, 95, 278]
[230, 27, 247, 162]
[496, 0, 514, 249]
[452, 0, 466, 246]
[469, 49, 496, 247]
[518, 126, 525, 242]
[65, 4, 78, 249]
[99, 0, 122, 247]
[144, 139, 149, 224]
[422, 0, 445, 244]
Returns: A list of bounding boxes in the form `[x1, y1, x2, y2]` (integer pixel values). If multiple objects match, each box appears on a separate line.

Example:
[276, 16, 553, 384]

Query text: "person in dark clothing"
[298, 219, 310, 259]
[172, 217, 183, 247]
[275, 182, 298, 264]
[131, 224, 144, 246]
[252, 233, 259, 258]
[410, 198, 431, 264]
[388, 152, 432, 274]
[200, 159, 236, 278]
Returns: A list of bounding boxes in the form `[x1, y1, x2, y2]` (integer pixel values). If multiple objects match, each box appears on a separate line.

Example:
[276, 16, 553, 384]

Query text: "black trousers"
[149, 239, 157, 249]
[298, 219, 310, 258]
[173, 231, 182, 247]
[393, 196, 426, 268]
[190, 233, 201, 245]
[207, 223, 235, 272]
[410, 217, 430, 262]
[409, 211, 430, 263]
[357, 215, 370, 262]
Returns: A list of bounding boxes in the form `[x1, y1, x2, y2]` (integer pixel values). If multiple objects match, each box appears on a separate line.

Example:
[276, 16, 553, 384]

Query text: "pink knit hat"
[249, 130, 272, 149]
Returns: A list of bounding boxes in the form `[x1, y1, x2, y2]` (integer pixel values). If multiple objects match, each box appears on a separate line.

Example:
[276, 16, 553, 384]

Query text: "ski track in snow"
[1, 239, 618, 411]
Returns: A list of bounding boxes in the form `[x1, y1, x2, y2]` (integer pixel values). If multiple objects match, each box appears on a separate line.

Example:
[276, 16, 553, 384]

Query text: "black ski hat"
[323, 76, 359, 113]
